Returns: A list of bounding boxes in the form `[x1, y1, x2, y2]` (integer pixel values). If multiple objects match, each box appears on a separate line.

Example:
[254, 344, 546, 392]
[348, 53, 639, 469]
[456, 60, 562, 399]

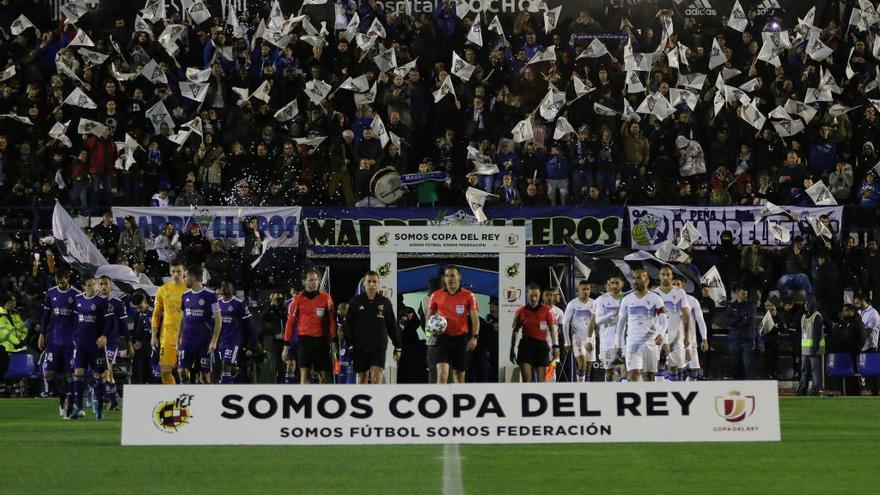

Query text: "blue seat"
[826, 353, 855, 377]
[4, 352, 37, 380]
[858, 353, 880, 376]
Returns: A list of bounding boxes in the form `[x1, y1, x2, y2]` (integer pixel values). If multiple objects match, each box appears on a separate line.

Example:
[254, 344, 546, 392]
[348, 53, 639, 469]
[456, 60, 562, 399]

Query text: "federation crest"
[152, 394, 194, 433]
[714, 390, 756, 423]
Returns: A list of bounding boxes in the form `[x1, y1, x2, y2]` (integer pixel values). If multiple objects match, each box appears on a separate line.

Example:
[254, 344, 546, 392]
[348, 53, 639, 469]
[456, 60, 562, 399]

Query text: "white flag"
[677, 221, 702, 249]
[511, 118, 534, 143]
[354, 81, 378, 107]
[709, 38, 727, 69]
[741, 101, 767, 130]
[339, 75, 370, 92]
[77, 118, 109, 136]
[141, 59, 167, 84]
[700, 266, 727, 306]
[783, 99, 817, 123]
[538, 84, 565, 120]
[63, 87, 97, 109]
[677, 72, 706, 90]
[145, 101, 175, 132]
[577, 38, 609, 59]
[371, 115, 390, 148]
[543, 6, 561, 33]
[451, 51, 476, 81]
[274, 99, 299, 122]
[656, 241, 689, 263]
[806, 33, 833, 61]
[251, 80, 271, 103]
[767, 222, 791, 243]
[186, 67, 212, 83]
[433, 75, 456, 103]
[805, 180, 837, 206]
[304, 79, 332, 105]
[179, 81, 209, 102]
[48, 121, 72, 147]
[526, 47, 555, 66]
[0, 65, 15, 82]
[10, 15, 35, 36]
[293, 136, 328, 148]
[60, 0, 89, 25]
[574, 257, 591, 280]
[69, 30, 95, 48]
[467, 21, 483, 47]
[465, 187, 496, 223]
[553, 117, 576, 139]
[727, 0, 748, 32]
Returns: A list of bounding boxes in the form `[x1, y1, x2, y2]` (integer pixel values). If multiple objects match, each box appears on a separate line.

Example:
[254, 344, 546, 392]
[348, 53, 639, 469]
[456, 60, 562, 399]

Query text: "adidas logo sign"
[685, 0, 717, 16]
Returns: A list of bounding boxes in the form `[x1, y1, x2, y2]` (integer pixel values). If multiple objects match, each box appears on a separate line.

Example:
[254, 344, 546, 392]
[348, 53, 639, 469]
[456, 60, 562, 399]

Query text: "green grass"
[1, 398, 877, 495]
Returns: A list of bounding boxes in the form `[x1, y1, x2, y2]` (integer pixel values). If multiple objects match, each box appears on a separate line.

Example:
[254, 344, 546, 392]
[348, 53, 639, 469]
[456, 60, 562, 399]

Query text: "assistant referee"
[427, 265, 480, 384]
[342, 271, 401, 384]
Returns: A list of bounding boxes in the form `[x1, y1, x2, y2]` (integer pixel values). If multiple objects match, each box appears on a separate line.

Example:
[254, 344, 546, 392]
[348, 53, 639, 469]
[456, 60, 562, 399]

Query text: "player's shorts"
[178, 341, 210, 372]
[352, 347, 386, 373]
[43, 342, 74, 374]
[72, 341, 107, 373]
[434, 334, 469, 371]
[686, 340, 700, 369]
[664, 338, 686, 369]
[297, 336, 332, 372]
[158, 339, 179, 369]
[626, 342, 660, 373]
[600, 347, 620, 369]
[572, 339, 596, 360]
[219, 345, 241, 367]
[104, 344, 119, 366]
[517, 337, 551, 367]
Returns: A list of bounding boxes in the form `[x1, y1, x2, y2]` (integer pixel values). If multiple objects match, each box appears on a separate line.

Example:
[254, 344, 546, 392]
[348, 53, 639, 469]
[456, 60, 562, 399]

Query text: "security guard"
[798, 296, 825, 396]
[0, 293, 28, 379]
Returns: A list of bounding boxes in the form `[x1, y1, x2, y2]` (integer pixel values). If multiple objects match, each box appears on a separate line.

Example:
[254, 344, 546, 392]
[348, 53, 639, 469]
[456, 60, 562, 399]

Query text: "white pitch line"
[442, 443, 464, 495]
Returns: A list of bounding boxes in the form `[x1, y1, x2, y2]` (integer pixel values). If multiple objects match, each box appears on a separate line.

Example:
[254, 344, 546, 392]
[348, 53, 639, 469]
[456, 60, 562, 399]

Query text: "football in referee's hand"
[427, 315, 448, 335]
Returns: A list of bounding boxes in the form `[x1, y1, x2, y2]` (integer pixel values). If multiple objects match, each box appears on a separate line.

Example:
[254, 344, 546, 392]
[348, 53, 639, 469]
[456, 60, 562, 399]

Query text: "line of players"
[511, 266, 709, 382]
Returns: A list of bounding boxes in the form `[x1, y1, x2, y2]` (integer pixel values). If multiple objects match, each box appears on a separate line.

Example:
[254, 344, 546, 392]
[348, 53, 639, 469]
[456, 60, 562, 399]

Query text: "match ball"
[427, 315, 448, 335]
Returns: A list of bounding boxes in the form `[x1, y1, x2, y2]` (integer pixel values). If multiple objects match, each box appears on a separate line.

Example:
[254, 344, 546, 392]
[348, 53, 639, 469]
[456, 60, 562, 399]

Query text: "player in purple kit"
[178, 265, 221, 384]
[98, 276, 132, 410]
[68, 274, 112, 420]
[217, 281, 260, 384]
[38, 270, 79, 417]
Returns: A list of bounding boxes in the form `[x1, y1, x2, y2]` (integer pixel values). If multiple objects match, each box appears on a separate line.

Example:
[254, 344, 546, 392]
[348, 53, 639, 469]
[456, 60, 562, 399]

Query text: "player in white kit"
[543, 288, 566, 382]
[672, 278, 709, 380]
[616, 268, 668, 381]
[652, 266, 691, 380]
[562, 280, 595, 382]
[589, 276, 624, 382]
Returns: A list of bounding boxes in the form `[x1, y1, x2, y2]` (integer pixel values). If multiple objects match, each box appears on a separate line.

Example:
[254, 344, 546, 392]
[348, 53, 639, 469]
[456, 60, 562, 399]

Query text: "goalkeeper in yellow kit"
[150, 260, 187, 384]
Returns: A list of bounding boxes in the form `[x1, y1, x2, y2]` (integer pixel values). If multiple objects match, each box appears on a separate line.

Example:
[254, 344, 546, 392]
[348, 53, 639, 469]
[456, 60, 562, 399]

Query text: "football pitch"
[1, 397, 877, 495]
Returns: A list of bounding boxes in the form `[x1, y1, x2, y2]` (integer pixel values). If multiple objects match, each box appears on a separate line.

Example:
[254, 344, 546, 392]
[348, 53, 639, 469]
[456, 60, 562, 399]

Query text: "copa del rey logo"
[715, 390, 756, 423]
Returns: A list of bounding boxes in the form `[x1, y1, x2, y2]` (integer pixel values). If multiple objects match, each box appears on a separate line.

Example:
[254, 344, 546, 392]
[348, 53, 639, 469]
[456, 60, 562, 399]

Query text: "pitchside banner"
[628, 206, 843, 250]
[302, 206, 623, 256]
[121, 382, 780, 445]
[113, 206, 301, 247]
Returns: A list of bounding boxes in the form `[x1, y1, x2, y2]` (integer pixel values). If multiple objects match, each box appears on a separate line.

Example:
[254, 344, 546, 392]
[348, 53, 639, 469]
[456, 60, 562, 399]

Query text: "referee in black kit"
[342, 271, 401, 384]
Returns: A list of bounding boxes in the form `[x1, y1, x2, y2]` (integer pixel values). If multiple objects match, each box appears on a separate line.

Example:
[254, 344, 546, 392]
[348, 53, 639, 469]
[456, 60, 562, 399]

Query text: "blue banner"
[301, 206, 623, 256]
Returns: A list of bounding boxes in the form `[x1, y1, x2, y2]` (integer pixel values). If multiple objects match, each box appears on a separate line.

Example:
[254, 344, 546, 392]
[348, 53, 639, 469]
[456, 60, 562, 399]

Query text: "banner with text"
[302, 206, 623, 256]
[628, 206, 843, 250]
[112, 206, 301, 247]
[121, 382, 780, 445]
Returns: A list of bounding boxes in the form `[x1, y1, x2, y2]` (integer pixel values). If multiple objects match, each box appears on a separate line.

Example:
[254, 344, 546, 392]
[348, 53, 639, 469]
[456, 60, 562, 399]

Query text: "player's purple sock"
[219, 372, 233, 384]
[94, 378, 106, 415]
[73, 377, 85, 411]
[106, 382, 118, 407]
